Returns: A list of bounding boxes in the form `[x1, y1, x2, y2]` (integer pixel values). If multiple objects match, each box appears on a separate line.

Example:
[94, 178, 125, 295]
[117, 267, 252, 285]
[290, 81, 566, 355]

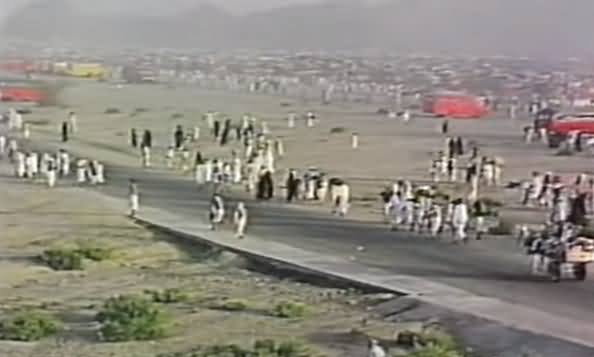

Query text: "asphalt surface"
[80, 162, 594, 326]
[13, 127, 594, 334]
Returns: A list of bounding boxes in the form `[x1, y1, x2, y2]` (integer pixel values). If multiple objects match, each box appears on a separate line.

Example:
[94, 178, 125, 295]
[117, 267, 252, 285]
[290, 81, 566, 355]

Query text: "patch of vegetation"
[407, 345, 463, 357]
[96, 295, 171, 342]
[159, 340, 314, 357]
[39, 243, 113, 270]
[39, 249, 83, 271]
[0, 311, 61, 342]
[398, 328, 464, 357]
[171, 113, 184, 119]
[273, 301, 308, 319]
[105, 107, 122, 114]
[214, 299, 249, 312]
[145, 288, 189, 304]
[329, 127, 346, 134]
[75, 245, 113, 262]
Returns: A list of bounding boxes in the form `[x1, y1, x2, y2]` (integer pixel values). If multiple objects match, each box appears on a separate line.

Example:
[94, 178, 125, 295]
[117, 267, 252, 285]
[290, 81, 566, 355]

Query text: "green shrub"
[145, 288, 189, 304]
[0, 311, 61, 341]
[159, 340, 313, 357]
[417, 330, 459, 351]
[408, 344, 463, 357]
[76, 246, 113, 262]
[40, 249, 83, 270]
[216, 299, 248, 312]
[96, 295, 171, 342]
[273, 302, 307, 319]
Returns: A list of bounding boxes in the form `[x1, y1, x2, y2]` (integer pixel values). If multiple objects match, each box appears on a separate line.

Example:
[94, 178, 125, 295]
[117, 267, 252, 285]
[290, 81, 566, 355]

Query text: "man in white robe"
[452, 200, 469, 243]
[233, 202, 248, 239]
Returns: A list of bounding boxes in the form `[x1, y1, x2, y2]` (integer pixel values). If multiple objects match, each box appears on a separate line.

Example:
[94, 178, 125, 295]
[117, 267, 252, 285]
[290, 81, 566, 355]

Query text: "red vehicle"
[0, 86, 47, 103]
[0, 61, 35, 74]
[546, 113, 594, 147]
[423, 92, 489, 119]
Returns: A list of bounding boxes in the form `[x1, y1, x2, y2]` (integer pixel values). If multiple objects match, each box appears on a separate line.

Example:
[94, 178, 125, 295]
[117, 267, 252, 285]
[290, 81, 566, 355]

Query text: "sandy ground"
[22, 81, 594, 226]
[0, 161, 408, 357]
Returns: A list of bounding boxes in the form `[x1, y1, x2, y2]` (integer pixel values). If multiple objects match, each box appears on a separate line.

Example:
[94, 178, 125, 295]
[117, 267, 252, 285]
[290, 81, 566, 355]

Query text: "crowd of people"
[1, 111, 106, 190]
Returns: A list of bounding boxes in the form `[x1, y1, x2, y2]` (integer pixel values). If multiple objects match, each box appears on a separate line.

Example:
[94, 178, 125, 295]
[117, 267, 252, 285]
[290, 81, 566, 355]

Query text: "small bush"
[96, 295, 171, 342]
[160, 340, 313, 357]
[105, 108, 121, 114]
[273, 302, 307, 319]
[76, 246, 113, 262]
[0, 311, 61, 341]
[329, 127, 346, 134]
[417, 329, 459, 351]
[216, 299, 248, 312]
[145, 288, 189, 304]
[40, 249, 83, 270]
[408, 344, 463, 357]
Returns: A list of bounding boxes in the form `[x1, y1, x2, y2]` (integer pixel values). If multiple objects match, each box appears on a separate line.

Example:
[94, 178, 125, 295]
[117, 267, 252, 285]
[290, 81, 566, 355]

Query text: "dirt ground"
[0, 161, 415, 357]
[24, 81, 594, 226]
[2, 80, 591, 357]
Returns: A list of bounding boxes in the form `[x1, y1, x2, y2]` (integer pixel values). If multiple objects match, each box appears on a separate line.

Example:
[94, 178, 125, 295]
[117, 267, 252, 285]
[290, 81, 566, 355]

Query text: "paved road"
[82, 163, 594, 325]
[17, 132, 594, 333]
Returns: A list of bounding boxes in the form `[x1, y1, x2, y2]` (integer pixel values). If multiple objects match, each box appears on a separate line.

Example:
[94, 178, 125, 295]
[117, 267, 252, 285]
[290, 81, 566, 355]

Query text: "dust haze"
[0, 0, 593, 57]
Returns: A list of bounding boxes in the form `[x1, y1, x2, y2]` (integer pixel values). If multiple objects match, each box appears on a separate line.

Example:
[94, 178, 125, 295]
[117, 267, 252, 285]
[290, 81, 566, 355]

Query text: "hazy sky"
[0, 0, 337, 16]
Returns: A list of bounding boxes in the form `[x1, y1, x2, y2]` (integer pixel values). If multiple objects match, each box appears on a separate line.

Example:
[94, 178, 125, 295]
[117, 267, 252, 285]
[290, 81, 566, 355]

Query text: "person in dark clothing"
[195, 151, 204, 166]
[465, 163, 477, 184]
[142, 130, 152, 148]
[441, 120, 449, 135]
[235, 126, 242, 142]
[256, 170, 275, 200]
[213, 120, 221, 140]
[256, 172, 266, 200]
[455, 137, 464, 156]
[220, 120, 231, 146]
[264, 171, 274, 199]
[576, 132, 583, 152]
[569, 193, 588, 226]
[130, 128, 138, 148]
[447, 138, 455, 158]
[471, 146, 479, 161]
[61, 121, 69, 142]
[286, 169, 299, 202]
[174, 125, 184, 150]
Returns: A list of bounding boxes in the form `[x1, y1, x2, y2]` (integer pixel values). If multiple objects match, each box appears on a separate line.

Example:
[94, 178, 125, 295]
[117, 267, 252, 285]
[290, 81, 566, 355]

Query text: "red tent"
[423, 92, 489, 119]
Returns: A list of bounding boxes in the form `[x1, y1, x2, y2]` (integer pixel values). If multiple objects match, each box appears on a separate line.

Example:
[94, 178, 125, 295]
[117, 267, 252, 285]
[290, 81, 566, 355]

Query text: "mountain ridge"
[1, 0, 592, 57]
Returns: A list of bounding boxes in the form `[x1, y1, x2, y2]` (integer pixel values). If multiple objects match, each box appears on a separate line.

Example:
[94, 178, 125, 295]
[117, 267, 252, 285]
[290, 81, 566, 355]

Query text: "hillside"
[1, 0, 592, 57]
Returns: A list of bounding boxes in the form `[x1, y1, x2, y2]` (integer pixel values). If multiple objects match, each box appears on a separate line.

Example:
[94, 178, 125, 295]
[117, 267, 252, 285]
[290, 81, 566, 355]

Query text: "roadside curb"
[133, 209, 594, 350]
